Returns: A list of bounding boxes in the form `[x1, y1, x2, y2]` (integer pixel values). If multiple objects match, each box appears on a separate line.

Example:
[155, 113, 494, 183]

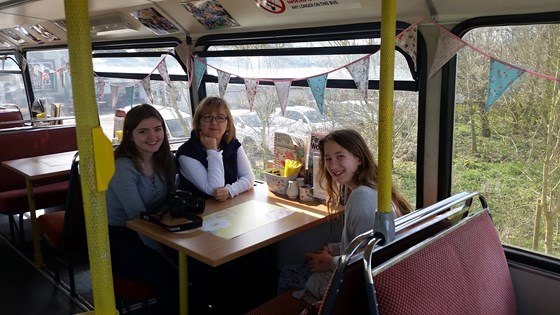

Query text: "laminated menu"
[309, 132, 328, 200]
[273, 132, 306, 169]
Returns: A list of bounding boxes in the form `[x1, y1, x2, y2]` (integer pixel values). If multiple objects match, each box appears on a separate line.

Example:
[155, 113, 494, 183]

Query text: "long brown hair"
[114, 104, 175, 194]
[317, 129, 412, 216]
[192, 96, 236, 143]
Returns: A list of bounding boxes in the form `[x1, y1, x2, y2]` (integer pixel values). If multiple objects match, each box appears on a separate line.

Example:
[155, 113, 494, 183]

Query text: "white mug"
[299, 185, 314, 202]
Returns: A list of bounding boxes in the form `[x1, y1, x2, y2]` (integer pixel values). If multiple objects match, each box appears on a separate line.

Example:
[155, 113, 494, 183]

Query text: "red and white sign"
[255, 0, 286, 14]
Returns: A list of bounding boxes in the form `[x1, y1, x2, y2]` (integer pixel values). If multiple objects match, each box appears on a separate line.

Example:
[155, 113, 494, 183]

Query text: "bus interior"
[0, 0, 559, 314]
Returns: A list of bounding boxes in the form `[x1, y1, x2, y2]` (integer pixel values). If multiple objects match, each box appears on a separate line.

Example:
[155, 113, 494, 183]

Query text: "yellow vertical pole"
[64, 0, 117, 314]
[378, 0, 397, 214]
[375, 0, 397, 242]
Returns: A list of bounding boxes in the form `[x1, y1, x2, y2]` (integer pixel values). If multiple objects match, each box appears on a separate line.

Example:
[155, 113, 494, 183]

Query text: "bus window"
[26, 45, 193, 140]
[0, 54, 29, 120]
[453, 24, 560, 258]
[199, 37, 418, 207]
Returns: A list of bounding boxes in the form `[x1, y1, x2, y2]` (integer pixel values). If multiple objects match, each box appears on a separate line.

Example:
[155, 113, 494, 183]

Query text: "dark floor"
[0, 210, 161, 315]
[0, 210, 279, 315]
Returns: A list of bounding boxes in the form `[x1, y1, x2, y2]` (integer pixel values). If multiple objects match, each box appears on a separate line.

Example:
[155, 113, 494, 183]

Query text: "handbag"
[140, 190, 204, 232]
[140, 209, 202, 232]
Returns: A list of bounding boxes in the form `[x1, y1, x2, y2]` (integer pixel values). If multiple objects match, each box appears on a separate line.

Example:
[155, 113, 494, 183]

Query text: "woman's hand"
[214, 187, 230, 201]
[200, 133, 218, 150]
[305, 247, 333, 272]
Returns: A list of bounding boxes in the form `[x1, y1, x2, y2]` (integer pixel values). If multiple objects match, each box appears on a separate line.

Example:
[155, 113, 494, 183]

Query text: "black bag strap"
[140, 210, 202, 232]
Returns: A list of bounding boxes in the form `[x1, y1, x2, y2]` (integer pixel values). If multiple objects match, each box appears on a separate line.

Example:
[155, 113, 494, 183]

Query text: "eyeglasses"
[201, 114, 228, 123]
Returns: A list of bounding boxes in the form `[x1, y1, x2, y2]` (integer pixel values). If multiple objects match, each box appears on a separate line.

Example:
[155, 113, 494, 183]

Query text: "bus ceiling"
[0, 0, 559, 50]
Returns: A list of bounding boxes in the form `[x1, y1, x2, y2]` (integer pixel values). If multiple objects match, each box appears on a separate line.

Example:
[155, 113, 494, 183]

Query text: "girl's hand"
[305, 248, 333, 272]
[214, 187, 229, 201]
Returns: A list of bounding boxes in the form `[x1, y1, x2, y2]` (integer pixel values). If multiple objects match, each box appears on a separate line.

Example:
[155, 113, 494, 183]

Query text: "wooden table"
[1, 150, 77, 266]
[127, 183, 330, 315]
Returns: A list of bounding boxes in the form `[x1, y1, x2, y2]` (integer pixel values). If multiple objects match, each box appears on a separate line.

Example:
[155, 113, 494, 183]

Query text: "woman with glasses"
[176, 96, 255, 201]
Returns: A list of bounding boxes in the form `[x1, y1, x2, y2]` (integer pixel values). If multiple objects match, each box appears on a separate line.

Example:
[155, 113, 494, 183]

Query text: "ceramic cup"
[299, 184, 314, 202]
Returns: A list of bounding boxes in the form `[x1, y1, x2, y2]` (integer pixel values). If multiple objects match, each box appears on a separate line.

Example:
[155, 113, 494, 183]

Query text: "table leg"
[25, 178, 43, 267]
[179, 252, 188, 315]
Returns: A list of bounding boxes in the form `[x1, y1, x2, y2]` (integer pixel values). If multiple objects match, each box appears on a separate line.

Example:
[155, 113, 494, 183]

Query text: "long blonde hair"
[317, 129, 412, 216]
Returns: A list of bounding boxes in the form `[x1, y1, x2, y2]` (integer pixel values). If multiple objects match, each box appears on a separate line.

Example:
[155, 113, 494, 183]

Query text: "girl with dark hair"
[106, 104, 178, 314]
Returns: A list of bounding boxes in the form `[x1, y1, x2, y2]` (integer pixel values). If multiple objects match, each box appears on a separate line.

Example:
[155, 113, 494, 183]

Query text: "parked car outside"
[231, 109, 265, 155]
[105, 104, 192, 142]
[272, 105, 335, 135]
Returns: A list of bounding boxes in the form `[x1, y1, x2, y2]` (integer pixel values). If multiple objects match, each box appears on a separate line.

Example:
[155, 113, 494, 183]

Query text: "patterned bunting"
[111, 85, 121, 108]
[194, 58, 207, 90]
[218, 70, 231, 98]
[125, 86, 135, 106]
[307, 74, 328, 115]
[345, 57, 369, 102]
[428, 28, 466, 78]
[396, 25, 417, 71]
[97, 79, 105, 100]
[141, 77, 153, 103]
[244, 79, 259, 111]
[486, 59, 526, 111]
[174, 42, 189, 67]
[274, 81, 292, 115]
[156, 60, 171, 86]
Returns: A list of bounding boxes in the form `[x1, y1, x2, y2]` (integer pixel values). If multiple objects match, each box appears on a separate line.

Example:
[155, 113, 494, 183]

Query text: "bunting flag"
[56, 69, 64, 87]
[345, 57, 369, 102]
[174, 42, 189, 67]
[307, 74, 328, 115]
[428, 28, 466, 78]
[111, 85, 121, 108]
[218, 70, 231, 98]
[274, 81, 292, 115]
[244, 79, 259, 111]
[396, 24, 418, 71]
[156, 59, 171, 86]
[125, 86, 135, 106]
[194, 58, 207, 90]
[97, 79, 105, 100]
[486, 59, 526, 111]
[141, 77, 153, 103]
[20, 57, 27, 71]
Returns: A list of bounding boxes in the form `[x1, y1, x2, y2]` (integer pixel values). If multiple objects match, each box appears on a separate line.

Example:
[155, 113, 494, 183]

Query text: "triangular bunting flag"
[156, 59, 171, 86]
[174, 42, 189, 67]
[111, 85, 121, 108]
[486, 59, 525, 111]
[345, 57, 369, 102]
[218, 70, 231, 98]
[125, 86, 135, 106]
[56, 69, 64, 88]
[396, 25, 417, 71]
[244, 79, 259, 111]
[274, 81, 292, 115]
[97, 79, 105, 100]
[141, 77, 154, 103]
[307, 74, 328, 115]
[428, 28, 466, 78]
[194, 58, 207, 90]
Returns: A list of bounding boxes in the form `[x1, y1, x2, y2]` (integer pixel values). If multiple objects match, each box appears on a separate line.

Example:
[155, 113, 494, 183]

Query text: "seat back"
[0, 125, 77, 192]
[318, 192, 479, 315]
[370, 207, 516, 315]
[61, 153, 86, 251]
[0, 105, 24, 129]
